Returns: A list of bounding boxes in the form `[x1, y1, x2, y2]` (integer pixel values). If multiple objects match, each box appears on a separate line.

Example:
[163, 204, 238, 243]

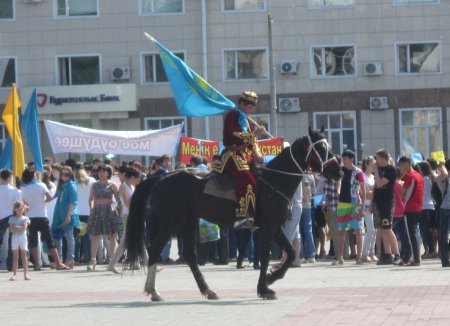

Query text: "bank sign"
[20, 84, 137, 114]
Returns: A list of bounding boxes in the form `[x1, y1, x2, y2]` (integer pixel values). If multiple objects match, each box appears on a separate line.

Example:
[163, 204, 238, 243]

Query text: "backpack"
[432, 180, 448, 210]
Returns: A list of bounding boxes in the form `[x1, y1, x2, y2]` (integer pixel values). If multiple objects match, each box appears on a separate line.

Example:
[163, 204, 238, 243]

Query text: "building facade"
[0, 0, 449, 163]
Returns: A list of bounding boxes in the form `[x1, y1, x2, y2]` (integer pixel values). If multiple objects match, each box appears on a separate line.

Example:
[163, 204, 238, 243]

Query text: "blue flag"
[22, 89, 43, 171]
[0, 136, 13, 169]
[146, 33, 236, 117]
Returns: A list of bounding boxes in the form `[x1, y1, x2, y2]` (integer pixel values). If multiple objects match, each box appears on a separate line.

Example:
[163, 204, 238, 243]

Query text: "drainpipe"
[201, 0, 210, 140]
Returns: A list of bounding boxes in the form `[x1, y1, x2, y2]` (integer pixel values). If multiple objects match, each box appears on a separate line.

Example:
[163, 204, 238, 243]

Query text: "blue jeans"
[419, 209, 435, 253]
[56, 229, 75, 263]
[439, 209, 450, 266]
[300, 207, 316, 259]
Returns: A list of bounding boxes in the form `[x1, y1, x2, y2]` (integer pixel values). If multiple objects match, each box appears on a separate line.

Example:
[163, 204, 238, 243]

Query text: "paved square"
[2, 258, 450, 326]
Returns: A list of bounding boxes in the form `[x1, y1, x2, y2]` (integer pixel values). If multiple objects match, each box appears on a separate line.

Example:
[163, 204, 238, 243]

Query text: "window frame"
[393, 0, 439, 6]
[0, 56, 18, 89]
[394, 41, 442, 75]
[138, 0, 185, 16]
[0, 0, 15, 21]
[55, 53, 102, 86]
[222, 47, 269, 82]
[310, 44, 357, 79]
[308, 0, 356, 9]
[313, 111, 358, 161]
[250, 114, 271, 139]
[222, 0, 267, 12]
[399, 107, 443, 157]
[144, 116, 187, 166]
[0, 122, 7, 155]
[140, 50, 186, 85]
[53, 0, 99, 19]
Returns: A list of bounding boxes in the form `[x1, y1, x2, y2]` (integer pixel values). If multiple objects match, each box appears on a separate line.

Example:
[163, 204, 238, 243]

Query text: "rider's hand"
[253, 154, 264, 164]
[253, 126, 266, 136]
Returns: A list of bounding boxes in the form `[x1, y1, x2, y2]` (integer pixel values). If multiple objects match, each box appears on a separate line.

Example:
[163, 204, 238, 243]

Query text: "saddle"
[203, 173, 237, 202]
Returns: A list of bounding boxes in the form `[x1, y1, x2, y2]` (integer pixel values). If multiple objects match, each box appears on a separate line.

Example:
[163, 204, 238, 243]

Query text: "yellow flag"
[431, 150, 445, 164]
[2, 84, 25, 177]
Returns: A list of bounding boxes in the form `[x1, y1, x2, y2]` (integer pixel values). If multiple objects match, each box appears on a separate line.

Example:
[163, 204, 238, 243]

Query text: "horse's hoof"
[151, 294, 164, 302]
[258, 291, 278, 300]
[205, 290, 219, 300]
[263, 293, 278, 300]
[207, 292, 219, 300]
[258, 289, 278, 300]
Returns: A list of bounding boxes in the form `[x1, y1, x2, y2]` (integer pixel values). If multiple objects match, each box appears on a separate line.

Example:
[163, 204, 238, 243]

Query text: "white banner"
[44, 120, 182, 156]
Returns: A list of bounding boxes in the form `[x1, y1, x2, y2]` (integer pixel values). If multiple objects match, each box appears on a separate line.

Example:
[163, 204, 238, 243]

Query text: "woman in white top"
[108, 167, 142, 273]
[21, 169, 68, 271]
[361, 156, 378, 263]
[75, 167, 95, 263]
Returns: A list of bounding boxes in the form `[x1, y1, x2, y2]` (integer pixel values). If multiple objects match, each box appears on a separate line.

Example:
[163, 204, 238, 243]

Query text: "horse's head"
[299, 126, 342, 180]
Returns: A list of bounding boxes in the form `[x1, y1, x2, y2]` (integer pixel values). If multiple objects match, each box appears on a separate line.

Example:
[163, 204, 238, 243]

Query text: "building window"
[400, 108, 442, 157]
[314, 112, 357, 160]
[250, 114, 270, 140]
[56, 0, 98, 17]
[140, 0, 183, 15]
[312, 46, 356, 77]
[145, 116, 186, 166]
[394, 0, 438, 5]
[0, 0, 13, 19]
[57, 55, 100, 85]
[142, 52, 185, 84]
[224, 0, 265, 11]
[396, 42, 441, 74]
[224, 49, 267, 80]
[309, 0, 355, 8]
[0, 57, 16, 88]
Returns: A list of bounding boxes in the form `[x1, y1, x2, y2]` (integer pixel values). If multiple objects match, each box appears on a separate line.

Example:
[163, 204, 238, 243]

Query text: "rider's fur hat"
[239, 90, 258, 105]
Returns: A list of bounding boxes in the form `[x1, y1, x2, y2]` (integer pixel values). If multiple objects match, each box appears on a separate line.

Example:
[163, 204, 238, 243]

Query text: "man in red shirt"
[398, 156, 424, 266]
[214, 91, 264, 229]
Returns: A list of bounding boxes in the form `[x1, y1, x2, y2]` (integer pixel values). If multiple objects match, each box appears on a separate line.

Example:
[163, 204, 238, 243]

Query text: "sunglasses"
[61, 172, 70, 177]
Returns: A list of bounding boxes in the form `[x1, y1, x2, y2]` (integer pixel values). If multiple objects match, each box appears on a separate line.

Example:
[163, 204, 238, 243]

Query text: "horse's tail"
[124, 175, 159, 271]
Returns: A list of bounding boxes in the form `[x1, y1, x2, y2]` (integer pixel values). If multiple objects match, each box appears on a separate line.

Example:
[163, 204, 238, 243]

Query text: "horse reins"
[257, 134, 333, 207]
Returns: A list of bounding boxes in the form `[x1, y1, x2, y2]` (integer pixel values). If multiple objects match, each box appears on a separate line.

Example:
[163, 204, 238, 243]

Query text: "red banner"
[179, 136, 284, 164]
[258, 137, 284, 156]
[179, 136, 220, 164]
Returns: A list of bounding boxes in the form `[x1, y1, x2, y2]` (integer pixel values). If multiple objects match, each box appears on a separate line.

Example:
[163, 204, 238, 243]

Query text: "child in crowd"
[9, 200, 31, 281]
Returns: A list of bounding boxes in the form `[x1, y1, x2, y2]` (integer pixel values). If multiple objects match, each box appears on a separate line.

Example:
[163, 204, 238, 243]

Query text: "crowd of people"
[1, 145, 450, 282]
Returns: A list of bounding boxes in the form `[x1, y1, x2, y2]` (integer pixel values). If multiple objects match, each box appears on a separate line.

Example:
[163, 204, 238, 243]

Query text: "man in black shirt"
[372, 149, 400, 264]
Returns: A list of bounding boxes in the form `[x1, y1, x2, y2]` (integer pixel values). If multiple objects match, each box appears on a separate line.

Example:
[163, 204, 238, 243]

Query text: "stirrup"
[234, 217, 255, 230]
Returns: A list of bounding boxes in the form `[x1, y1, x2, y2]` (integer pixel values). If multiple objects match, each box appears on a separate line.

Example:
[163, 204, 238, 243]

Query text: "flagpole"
[12, 83, 16, 177]
[248, 116, 274, 139]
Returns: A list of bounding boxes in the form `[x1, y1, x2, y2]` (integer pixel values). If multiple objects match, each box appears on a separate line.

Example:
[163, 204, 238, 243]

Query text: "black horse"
[124, 127, 341, 301]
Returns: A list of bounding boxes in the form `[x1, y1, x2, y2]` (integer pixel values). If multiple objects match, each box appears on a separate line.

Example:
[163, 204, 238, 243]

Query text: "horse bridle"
[257, 134, 335, 208]
[260, 134, 334, 177]
[304, 134, 338, 173]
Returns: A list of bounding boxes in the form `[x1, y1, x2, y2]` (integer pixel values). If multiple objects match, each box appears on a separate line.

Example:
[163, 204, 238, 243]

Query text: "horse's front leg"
[266, 230, 294, 286]
[257, 233, 277, 300]
[183, 218, 219, 300]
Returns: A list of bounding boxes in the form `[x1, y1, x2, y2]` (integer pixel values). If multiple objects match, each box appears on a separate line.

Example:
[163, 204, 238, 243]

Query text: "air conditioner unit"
[278, 97, 300, 113]
[280, 60, 298, 75]
[369, 97, 389, 110]
[24, 0, 42, 3]
[364, 62, 383, 76]
[111, 66, 131, 81]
